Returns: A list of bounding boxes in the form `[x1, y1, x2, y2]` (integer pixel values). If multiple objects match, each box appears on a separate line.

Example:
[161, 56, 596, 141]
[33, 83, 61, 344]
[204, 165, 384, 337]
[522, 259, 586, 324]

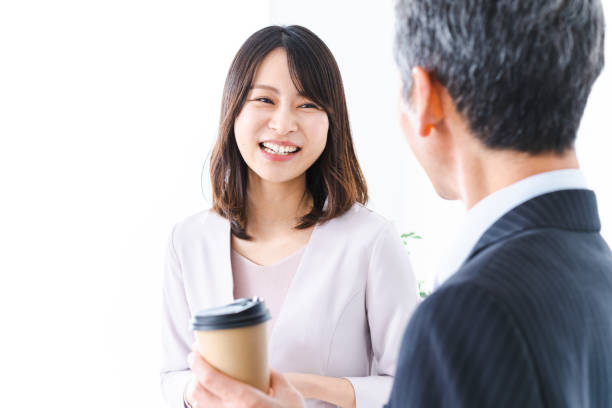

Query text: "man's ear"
[411, 67, 444, 137]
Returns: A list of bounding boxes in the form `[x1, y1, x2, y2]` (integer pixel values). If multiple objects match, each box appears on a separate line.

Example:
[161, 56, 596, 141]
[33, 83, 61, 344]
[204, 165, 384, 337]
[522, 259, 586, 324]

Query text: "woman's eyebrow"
[250, 84, 279, 93]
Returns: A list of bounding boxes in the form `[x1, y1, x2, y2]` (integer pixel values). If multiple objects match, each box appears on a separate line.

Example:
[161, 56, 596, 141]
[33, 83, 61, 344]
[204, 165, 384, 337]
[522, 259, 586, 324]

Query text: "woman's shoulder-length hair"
[210, 25, 368, 239]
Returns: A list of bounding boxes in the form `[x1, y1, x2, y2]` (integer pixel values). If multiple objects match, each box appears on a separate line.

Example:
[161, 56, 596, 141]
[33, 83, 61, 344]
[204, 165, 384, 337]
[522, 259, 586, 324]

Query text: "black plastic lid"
[191, 297, 271, 331]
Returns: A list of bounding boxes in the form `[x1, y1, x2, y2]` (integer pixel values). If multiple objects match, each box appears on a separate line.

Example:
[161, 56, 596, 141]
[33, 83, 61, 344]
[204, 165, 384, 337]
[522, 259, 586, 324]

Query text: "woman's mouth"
[259, 142, 301, 156]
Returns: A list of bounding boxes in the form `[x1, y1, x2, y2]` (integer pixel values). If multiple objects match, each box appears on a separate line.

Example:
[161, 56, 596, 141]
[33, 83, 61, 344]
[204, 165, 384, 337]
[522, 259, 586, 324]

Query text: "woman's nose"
[268, 106, 298, 135]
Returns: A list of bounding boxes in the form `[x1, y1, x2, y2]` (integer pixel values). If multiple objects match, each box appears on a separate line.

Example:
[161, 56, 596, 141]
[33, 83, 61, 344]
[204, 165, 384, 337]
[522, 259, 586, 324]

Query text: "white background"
[1, 1, 610, 407]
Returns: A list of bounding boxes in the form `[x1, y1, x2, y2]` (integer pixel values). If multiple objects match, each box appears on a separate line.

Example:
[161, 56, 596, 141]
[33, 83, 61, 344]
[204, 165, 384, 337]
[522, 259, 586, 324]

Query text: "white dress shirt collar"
[433, 169, 588, 290]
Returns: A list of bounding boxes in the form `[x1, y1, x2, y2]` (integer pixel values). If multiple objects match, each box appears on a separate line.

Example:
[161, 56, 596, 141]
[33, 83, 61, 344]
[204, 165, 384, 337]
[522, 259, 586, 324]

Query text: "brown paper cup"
[195, 321, 269, 392]
[191, 298, 271, 392]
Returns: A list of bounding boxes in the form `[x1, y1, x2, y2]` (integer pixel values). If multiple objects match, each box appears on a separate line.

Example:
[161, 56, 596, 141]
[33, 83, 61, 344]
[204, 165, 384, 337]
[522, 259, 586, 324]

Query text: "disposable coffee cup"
[191, 297, 271, 392]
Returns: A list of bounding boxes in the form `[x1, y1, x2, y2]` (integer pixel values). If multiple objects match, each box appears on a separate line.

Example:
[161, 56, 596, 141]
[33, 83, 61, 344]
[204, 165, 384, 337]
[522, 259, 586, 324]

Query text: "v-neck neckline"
[224, 218, 320, 347]
[231, 246, 307, 268]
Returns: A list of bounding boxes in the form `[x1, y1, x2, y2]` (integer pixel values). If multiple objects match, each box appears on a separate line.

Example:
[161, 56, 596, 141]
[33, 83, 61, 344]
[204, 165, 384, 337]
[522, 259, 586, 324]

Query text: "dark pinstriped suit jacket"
[386, 189, 612, 407]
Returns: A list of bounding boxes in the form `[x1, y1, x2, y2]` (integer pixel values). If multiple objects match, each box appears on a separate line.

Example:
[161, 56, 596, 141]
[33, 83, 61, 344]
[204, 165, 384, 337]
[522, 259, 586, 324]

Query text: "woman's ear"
[411, 67, 444, 137]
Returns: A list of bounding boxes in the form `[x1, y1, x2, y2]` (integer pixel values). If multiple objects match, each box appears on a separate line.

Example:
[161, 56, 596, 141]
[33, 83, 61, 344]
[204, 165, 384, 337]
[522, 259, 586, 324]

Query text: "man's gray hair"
[394, 0, 605, 154]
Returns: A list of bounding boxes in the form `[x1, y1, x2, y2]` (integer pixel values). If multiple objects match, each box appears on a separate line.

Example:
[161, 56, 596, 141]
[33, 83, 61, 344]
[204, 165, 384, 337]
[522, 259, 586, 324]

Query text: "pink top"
[231, 247, 305, 335]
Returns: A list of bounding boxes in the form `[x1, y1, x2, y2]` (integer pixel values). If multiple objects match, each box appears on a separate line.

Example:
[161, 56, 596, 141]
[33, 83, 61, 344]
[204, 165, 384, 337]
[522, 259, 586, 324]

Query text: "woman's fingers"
[190, 350, 266, 404]
[186, 379, 224, 408]
[269, 370, 305, 407]
[270, 370, 293, 392]
[188, 351, 305, 407]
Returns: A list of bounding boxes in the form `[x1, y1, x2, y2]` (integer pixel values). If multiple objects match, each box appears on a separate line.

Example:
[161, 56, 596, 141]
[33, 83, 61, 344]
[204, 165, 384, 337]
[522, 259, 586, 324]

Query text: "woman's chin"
[250, 170, 305, 185]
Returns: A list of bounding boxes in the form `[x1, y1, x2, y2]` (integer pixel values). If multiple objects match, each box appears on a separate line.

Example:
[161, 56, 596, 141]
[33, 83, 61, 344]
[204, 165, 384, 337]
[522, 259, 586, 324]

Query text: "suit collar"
[466, 189, 601, 261]
[433, 170, 588, 289]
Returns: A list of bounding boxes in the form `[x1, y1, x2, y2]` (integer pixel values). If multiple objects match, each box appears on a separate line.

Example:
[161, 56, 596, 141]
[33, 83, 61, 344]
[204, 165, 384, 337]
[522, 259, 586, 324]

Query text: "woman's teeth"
[261, 142, 299, 155]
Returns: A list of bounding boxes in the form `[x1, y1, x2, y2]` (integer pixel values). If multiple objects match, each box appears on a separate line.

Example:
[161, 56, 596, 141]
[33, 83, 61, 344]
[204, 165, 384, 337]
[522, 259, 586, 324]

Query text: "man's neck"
[458, 147, 580, 210]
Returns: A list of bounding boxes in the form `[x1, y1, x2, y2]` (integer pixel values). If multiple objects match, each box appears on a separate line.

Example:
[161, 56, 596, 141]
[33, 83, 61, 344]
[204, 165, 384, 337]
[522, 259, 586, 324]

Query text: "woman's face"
[234, 48, 329, 185]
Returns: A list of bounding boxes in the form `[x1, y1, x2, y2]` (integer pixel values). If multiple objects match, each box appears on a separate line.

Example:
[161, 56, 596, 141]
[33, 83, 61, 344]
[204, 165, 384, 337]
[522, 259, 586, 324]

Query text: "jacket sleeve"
[346, 223, 419, 407]
[386, 283, 545, 408]
[160, 226, 193, 408]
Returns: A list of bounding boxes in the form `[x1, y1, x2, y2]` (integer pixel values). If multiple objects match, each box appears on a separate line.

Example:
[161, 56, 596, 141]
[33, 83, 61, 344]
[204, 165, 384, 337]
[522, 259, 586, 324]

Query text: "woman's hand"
[186, 350, 305, 408]
[284, 373, 356, 408]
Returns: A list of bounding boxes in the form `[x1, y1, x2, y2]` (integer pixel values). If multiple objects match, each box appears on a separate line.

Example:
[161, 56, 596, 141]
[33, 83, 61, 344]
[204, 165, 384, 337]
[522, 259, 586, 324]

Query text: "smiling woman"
[233, 48, 329, 186]
[160, 25, 418, 408]
[210, 26, 368, 240]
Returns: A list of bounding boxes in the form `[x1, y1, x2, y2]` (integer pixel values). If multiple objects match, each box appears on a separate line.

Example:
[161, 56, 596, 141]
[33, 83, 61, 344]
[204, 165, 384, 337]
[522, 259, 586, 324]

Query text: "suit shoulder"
[415, 279, 524, 331]
[393, 279, 544, 408]
[418, 281, 492, 315]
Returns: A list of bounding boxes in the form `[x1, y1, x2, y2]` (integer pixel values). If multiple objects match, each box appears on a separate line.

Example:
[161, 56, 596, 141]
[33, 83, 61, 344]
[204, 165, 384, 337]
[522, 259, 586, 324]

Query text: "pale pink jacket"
[160, 204, 418, 408]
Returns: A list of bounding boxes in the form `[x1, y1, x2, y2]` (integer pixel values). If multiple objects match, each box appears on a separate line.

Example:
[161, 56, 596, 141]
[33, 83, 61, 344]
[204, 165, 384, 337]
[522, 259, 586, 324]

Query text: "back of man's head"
[394, 0, 605, 154]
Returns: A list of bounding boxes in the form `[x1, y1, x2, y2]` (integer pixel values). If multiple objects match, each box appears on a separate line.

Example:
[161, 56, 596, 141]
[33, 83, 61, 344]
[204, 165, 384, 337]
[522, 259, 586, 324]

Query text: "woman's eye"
[299, 103, 319, 109]
[255, 97, 273, 104]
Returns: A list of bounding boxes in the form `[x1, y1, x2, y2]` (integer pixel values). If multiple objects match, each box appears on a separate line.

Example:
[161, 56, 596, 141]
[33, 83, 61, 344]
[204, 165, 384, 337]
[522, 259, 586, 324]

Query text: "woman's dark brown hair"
[210, 25, 368, 239]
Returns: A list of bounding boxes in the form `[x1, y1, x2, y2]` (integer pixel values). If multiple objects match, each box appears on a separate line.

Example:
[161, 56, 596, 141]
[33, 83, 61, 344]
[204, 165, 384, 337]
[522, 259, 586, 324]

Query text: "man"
[185, 0, 612, 406]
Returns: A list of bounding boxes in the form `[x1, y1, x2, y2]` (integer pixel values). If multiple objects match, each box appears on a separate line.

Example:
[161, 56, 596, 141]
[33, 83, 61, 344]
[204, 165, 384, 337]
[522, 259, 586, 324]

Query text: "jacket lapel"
[204, 211, 234, 305]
